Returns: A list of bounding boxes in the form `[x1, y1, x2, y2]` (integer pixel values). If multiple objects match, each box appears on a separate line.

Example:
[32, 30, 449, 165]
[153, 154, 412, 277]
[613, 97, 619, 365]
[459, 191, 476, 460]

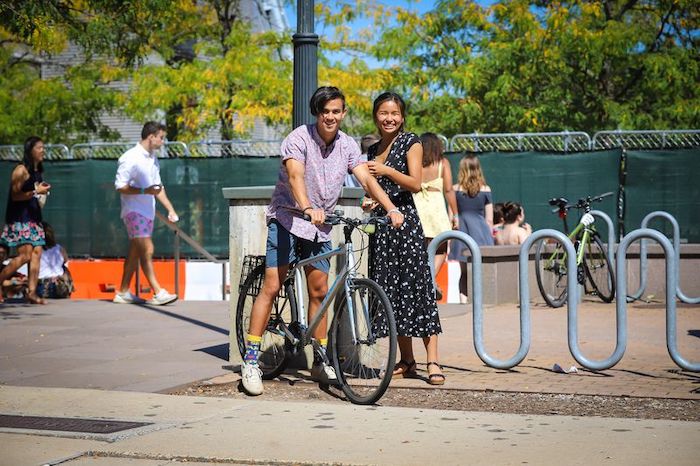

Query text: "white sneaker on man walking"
[113, 291, 145, 304]
[241, 363, 263, 395]
[147, 289, 178, 305]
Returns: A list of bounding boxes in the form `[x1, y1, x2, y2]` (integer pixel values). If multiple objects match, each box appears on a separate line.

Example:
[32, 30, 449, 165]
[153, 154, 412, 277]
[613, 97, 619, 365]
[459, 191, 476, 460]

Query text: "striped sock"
[244, 334, 262, 366]
[315, 338, 328, 363]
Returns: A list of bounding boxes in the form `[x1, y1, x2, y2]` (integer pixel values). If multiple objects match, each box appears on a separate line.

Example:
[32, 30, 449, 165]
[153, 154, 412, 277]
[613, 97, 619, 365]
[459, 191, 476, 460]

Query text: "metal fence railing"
[189, 140, 280, 158]
[0, 144, 71, 161]
[592, 130, 700, 150]
[1, 131, 697, 160]
[70, 141, 189, 159]
[450, 131, 593, 153]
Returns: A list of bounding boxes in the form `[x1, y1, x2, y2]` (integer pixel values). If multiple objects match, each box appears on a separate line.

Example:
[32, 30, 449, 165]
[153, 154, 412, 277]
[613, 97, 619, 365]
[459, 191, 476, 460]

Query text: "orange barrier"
[435, 263, 448, 304]
[69, 259, 186, 300]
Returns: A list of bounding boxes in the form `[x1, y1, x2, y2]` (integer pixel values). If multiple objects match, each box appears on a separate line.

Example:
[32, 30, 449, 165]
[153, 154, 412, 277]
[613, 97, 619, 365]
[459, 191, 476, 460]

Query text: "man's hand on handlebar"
[306, 208, 326, 225]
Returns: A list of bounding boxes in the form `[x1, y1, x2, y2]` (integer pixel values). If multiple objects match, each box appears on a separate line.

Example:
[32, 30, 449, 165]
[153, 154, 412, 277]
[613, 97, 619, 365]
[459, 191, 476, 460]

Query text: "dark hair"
[502, 202, 523, 224]
[493, 202, 505, 224]
[372, 92, 406, 131]
[23, 136, 44, 174]
[360, 134, 381, 154]
[141, 121, 167, 140]
[309, 86, 346, 116]
[42, 221, 56, 248]
[420, 132, 444, 167]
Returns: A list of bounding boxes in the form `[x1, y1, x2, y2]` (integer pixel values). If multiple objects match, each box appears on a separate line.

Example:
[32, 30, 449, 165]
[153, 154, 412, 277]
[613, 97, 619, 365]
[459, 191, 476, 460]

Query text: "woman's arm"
[366, 143, 422, 193]
[353, 164, 404, 228]
[9, 165, 34, 201]
[442, 159, 459, 228]
[484, 202, 494, 228]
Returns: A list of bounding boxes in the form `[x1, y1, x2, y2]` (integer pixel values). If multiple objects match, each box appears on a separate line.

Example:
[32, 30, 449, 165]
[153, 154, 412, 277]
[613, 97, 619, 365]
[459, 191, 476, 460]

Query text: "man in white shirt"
[113, 122, 178, 305]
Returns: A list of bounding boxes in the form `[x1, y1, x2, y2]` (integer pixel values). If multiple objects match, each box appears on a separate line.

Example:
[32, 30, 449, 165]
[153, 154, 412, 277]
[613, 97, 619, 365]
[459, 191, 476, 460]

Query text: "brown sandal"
[393, 359, 417, 378]
[427, 361, 445, 385]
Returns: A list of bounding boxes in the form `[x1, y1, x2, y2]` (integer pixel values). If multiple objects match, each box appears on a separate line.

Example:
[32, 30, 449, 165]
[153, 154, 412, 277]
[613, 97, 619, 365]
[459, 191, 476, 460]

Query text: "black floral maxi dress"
[367, 132, 442, 337]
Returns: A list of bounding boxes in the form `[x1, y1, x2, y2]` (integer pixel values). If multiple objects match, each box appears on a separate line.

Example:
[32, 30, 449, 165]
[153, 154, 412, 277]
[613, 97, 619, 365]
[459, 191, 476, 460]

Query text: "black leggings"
[459, 261, 469, 296]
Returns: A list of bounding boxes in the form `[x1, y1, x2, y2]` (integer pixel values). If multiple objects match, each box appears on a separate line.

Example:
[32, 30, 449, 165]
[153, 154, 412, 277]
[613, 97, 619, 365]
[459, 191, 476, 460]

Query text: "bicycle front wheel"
[235, 265, 290, 379]
[535, 239, 568, 308]
[584, 235, 615, 303]
[329, 278, 397, 405]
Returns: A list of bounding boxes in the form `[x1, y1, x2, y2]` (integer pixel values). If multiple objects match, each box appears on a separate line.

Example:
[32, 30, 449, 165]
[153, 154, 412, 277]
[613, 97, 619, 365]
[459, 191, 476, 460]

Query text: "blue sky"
[283, 1, 495, 66]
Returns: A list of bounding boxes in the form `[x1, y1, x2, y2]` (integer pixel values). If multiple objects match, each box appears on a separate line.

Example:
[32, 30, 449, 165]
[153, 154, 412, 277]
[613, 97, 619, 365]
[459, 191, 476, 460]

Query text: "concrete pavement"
[0, 298, 699, 465]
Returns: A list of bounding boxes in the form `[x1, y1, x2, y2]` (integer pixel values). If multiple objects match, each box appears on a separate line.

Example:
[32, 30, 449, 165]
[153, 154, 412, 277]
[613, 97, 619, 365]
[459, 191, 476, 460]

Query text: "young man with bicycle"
[241, 86, 404, 396]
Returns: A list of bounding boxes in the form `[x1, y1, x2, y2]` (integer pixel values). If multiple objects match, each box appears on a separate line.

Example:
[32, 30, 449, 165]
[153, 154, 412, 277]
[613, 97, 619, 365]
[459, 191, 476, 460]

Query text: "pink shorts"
[123, 212, 154, 239]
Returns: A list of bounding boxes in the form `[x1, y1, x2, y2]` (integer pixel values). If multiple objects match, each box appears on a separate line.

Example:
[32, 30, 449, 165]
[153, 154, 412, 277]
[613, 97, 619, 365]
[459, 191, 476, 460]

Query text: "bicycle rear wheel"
[535, 239, 568, 308]
[329, 278, 397, 405]
[235, 265, 290, 380]
[583, 235, 615, 303]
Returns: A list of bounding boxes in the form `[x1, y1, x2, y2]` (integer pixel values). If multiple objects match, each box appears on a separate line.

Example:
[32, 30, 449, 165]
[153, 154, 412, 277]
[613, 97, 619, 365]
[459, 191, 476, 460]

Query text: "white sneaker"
[241, 362, 263, 396]
[113, 291, 145, 304]
[311, 361, 338, 384]
[147, 289, 178, 305]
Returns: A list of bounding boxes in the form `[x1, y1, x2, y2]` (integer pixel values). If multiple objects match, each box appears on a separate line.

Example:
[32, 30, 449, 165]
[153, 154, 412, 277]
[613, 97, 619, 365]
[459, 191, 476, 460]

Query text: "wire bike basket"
[239, 255, 266, 297]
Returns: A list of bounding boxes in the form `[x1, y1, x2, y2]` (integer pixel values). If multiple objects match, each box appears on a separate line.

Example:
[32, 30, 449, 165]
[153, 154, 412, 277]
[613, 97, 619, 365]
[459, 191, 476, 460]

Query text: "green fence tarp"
[445, 150, 621, 242]
[0, 157, 283, 258]
[624, 149, 700, 242]
[1, 148, 698, 258]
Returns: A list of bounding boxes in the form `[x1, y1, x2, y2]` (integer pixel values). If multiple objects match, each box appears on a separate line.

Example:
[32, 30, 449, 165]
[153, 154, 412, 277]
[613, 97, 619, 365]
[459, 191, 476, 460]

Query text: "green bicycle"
[535, 192, 616, 308]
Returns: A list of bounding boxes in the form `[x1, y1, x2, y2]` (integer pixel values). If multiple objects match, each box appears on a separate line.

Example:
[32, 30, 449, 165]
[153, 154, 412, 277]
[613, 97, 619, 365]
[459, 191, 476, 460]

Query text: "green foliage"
[0, 44, 120, 144]
[126, 22, 292, 141]
[368, 0, 700, 134]
[1, 0, 697, 143]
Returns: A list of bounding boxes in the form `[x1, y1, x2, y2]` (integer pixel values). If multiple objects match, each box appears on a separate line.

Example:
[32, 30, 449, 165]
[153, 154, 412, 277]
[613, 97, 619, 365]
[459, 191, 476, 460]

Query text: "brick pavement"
[0, 298, 698, 399]
[388, 299, 700, 399]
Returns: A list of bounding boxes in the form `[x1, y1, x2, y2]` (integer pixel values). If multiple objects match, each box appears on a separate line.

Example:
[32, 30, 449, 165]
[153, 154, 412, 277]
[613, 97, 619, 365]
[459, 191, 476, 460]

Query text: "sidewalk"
[0, 298, 699, 465]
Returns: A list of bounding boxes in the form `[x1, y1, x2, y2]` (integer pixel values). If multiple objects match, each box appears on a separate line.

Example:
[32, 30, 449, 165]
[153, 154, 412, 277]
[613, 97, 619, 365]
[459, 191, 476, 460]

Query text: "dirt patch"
[169, 379, 700, 422]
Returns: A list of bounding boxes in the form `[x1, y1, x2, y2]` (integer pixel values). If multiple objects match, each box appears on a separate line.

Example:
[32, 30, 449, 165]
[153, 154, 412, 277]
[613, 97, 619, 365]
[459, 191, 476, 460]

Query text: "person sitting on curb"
[495, 201, 532, 245]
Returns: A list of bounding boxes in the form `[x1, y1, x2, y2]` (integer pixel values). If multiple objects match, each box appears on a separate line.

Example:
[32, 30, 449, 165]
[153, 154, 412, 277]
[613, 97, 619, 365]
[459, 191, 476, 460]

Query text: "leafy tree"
[0, 3, 122, 144]
[370, 0, 700, 134]
[125, 2, 293, 141]
[0, 0, 293, 142]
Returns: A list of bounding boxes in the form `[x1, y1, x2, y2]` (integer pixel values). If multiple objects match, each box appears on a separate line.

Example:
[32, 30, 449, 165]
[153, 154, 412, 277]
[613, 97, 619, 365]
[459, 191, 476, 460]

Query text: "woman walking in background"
[413, 133, 458, 300]
[0, 136, 51, 304]
[365, 92, 445, 385]
[448, 154, 494, 304]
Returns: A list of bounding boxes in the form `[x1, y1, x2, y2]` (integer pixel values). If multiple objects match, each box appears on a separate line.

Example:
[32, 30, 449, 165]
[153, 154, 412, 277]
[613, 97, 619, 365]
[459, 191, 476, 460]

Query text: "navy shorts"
[266, 220, 331, 273]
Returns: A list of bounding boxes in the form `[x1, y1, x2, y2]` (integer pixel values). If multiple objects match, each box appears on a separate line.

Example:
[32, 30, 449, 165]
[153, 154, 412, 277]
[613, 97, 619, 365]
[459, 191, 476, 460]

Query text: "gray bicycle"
[235, 210, 397, 405]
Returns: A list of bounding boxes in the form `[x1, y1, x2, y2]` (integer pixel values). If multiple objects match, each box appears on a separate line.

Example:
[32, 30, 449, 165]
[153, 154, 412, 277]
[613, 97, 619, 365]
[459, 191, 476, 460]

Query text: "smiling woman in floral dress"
[365, 92, 445, 385]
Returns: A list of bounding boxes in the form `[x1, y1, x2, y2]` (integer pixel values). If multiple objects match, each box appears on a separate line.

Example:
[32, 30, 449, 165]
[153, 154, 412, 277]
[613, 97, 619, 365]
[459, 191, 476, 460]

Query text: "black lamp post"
[292, 0, 318, 128]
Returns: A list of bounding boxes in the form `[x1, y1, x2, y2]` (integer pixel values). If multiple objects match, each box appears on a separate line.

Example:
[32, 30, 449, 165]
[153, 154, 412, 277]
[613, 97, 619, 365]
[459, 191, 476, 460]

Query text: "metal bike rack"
[428, 229, 577, 369]
[589, 209, 616, 268]
[617, 229, 700, 372]
[628, 211, 700, 304]
[428, 225, 698, 372]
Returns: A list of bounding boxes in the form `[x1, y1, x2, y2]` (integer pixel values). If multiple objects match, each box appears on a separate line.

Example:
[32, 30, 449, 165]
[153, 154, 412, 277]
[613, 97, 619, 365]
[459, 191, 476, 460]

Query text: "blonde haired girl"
[448, 154, 494, 303]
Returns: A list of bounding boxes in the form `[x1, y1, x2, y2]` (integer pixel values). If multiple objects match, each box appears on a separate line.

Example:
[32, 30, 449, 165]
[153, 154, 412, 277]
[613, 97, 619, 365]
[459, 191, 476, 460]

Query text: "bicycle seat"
[548, 197, 569, 208]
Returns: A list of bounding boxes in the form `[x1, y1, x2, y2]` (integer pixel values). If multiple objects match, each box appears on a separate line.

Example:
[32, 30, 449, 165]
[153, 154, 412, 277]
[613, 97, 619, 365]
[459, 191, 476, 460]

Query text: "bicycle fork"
[343, 242, 375, 345]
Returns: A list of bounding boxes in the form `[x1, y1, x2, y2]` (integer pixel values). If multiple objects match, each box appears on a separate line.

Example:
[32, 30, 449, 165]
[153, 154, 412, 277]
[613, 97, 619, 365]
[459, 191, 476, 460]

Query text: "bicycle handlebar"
[283, 206, 389, 230]
[324, 210, 390, 228]
[549, 191, 614, 213]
